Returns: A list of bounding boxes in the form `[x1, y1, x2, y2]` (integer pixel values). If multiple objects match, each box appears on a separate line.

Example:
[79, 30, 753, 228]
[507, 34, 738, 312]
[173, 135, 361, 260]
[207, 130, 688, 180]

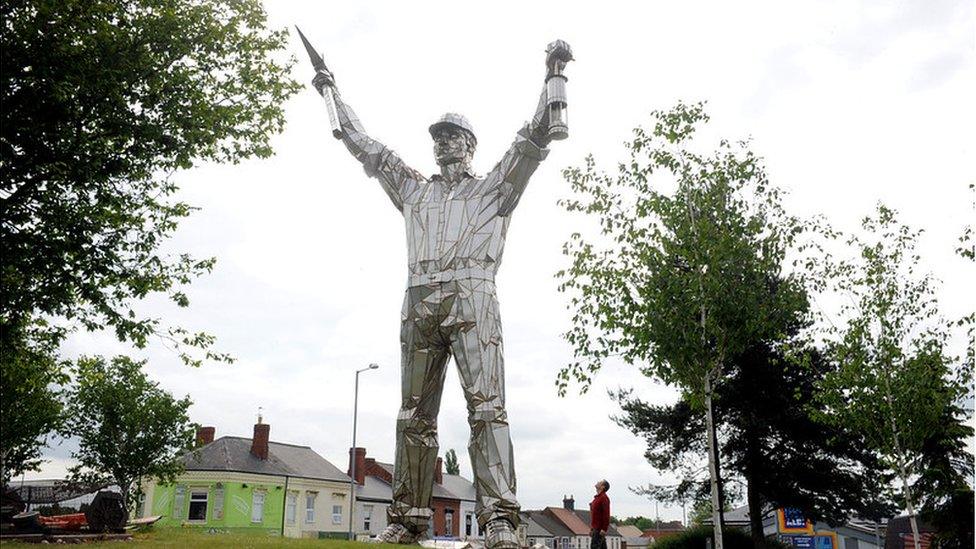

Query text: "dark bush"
[652, 526, 790, 549]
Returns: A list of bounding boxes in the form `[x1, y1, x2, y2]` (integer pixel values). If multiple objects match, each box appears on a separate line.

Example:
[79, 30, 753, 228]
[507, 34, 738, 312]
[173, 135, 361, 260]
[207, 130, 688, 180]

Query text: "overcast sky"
[28, 1, 974, 522]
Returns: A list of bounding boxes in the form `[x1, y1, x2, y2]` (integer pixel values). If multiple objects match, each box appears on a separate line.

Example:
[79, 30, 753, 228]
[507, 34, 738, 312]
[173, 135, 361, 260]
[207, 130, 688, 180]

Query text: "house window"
[363, 504, 373, 531]
[251, 490, 265, 523]
[561, 537, 569, 549]
[172, 485, 186, 518]
[305, 492, 317, 524]
[213, 486, 224, 520]
[332, 504, 343, 525]
[445, 510, 454, 536]
[188, 490, 208, 521]
[286, 492, 297, 525]
[465, 513, 473, 536]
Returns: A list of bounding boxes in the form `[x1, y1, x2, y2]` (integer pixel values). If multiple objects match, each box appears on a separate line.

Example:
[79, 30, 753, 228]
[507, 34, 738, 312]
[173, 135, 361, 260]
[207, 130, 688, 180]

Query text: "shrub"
[652, 526, 789, 549]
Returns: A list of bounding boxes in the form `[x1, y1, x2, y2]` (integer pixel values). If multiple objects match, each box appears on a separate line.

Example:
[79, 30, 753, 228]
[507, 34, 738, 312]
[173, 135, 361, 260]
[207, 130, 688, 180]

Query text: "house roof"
[440, 473, 477, 502]
[522, 513, 556, 538]
[884, 516, 934, 549]
[616, 525, 644, 538]
[183, 436, 350, 483]
[372, 461, 462, 500]
[573, 509, 621, 536]
[706, 505, 774, 526]
[523, 510, 574, 537]
[356, 475, 393, 502]
[546, 507, 592, 535]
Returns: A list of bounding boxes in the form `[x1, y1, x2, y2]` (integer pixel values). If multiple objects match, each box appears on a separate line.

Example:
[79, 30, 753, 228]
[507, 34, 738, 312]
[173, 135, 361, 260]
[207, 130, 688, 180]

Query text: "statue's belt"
[408, 267, 495, 287]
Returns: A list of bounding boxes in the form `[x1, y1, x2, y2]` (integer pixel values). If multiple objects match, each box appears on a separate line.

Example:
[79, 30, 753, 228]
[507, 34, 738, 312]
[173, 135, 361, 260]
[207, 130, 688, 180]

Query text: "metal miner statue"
[299, 29, 573, 549]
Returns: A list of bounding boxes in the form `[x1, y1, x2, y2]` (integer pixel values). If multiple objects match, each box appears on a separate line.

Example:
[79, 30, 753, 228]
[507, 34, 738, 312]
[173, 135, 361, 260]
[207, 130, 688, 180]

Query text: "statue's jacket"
[335, 94, 550, 289]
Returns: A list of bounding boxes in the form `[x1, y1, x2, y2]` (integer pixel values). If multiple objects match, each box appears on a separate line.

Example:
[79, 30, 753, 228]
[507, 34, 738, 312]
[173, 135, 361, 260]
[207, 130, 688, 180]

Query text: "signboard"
[784, 532, 838, 549]
[789, 536, 815, 549]
[783, 508, 807, 529]
[777, 508, 813, 534]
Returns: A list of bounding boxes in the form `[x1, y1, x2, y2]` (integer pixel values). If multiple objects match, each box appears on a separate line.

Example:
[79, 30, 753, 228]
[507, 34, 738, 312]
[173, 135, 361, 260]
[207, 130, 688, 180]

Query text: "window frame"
[305, 492, 317, 524]
[286, 491, 297, 525]
[445, 509, 454, 537]
[363, 504, 373, 531]
[187, 489, 209, 523]
[172, 485, 186, 519]
[251, 490, 266, 524]
[212, 486, 224, 520]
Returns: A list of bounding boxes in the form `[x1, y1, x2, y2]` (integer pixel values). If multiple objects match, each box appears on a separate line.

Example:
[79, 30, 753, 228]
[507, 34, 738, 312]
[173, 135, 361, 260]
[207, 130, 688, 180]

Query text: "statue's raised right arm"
[312, 69, 422, 212]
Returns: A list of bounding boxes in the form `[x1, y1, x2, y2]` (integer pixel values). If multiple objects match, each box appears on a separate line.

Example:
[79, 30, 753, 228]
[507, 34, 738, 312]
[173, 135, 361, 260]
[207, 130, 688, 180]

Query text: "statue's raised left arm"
[489, 40, 574, 217]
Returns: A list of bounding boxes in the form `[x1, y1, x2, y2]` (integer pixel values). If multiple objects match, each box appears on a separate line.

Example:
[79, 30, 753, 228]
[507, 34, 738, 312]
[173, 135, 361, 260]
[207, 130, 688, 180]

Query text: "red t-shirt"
[590, 492, 610, 532]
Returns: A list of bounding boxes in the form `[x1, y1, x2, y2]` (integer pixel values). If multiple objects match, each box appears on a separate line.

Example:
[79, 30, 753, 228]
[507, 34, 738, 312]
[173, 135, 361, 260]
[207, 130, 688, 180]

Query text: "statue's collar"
[430, 169, 477, 183]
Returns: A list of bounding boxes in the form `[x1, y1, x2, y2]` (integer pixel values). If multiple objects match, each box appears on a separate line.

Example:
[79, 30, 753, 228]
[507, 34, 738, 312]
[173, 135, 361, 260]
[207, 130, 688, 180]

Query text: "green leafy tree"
[812, 205, 971, 549]
[1, 0, 300, 477]
[913, 189, 974, 549]
[557, 102, 811, 549]
[66, 355, 194, 511]
[619, 342, 894, 542]
[0, 321, 67, 486]
[445, 449, 461, 476]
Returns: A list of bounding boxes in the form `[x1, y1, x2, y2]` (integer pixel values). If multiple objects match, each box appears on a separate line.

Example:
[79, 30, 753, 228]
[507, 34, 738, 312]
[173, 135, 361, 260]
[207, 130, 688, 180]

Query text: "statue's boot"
[484, 519, 519, 549]
[374, 523, 427, 545]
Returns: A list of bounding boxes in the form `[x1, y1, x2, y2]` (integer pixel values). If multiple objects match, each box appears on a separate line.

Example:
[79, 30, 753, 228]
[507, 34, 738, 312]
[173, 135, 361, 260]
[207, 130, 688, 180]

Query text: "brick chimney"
[348, 447, 367, 485]
[435, 457, 444, 485]
[196, 426, 215, 447]
[251, 421, 270, 460]
[364, 458, 392, 484]
[563, 495, 575, 510]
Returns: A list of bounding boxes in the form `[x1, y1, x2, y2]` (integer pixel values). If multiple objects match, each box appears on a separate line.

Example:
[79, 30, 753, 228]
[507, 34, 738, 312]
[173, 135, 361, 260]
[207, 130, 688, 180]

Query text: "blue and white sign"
[789, 536, 815, 549]
[783, 508, 807, 529]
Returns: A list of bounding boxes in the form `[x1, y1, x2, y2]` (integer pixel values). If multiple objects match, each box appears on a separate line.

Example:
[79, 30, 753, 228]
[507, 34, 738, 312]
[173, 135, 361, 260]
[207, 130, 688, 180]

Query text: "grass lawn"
[0, 527, 421, 547]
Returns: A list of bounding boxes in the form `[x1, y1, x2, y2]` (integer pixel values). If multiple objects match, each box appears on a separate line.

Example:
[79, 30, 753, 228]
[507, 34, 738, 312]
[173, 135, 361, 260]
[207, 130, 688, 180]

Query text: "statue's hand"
[312, 68, 336, 94]
[546, 39, 574, 75]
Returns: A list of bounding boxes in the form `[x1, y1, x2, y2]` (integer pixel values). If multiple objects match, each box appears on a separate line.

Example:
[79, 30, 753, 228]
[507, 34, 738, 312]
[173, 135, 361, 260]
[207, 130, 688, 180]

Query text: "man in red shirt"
[590, 479, 611, 549]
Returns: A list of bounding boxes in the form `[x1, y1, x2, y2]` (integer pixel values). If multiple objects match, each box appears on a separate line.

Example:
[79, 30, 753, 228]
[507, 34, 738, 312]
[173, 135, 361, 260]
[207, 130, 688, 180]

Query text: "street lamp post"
[349, 363, 379, 541]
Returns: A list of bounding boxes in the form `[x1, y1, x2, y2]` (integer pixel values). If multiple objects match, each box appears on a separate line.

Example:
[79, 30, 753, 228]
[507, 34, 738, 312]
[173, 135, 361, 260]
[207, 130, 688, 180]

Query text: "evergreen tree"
[617, 341, 895, 542]
[445, 449, 461, 476]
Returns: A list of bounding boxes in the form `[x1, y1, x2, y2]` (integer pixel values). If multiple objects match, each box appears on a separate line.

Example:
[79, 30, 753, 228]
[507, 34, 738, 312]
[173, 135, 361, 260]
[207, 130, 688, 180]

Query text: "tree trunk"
[742, 417, 764, 544]
[714, 417, 726, 535]
[746, 475, 765, 544]
[704, 374, 724, 549]
[117, 477, 132, 515]
[881, 362, 920, 549]
[897, 462, 922, 549]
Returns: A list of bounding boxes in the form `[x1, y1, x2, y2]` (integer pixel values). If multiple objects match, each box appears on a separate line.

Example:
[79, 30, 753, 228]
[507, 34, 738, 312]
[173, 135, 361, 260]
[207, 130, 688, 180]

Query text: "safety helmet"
[428, 113, 477, 145]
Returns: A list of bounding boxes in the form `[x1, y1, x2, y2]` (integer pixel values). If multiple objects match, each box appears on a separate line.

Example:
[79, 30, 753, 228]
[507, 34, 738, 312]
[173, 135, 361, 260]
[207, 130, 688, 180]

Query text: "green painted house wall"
[151, 479, 285, 534]
[142, 471, 352, 539]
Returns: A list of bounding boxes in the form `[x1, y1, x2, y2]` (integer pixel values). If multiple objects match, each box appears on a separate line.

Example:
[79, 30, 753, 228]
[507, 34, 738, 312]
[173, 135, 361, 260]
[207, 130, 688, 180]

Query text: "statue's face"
[433, 127, 474, 166]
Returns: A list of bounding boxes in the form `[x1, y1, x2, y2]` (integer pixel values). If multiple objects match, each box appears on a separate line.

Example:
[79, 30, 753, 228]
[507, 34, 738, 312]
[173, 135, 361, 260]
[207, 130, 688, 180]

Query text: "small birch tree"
[557, 103, 811, 549]
[813, 205, 970, 549]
